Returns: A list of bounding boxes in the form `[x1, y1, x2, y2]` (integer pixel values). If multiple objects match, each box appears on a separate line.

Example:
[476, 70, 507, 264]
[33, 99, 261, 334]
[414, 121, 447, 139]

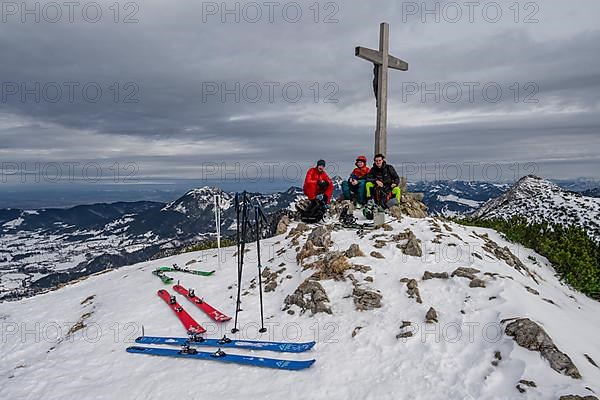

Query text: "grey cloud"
[0, 0, 599, 181]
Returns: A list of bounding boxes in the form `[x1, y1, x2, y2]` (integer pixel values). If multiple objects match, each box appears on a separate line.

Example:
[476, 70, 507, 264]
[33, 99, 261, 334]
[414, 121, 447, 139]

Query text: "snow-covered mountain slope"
[583, 188, 600, 198]
[1, 215, 599, 400]
[0, 187, 303, 301]
[409, 181, 509, 217]
[471, 175, 600, 242]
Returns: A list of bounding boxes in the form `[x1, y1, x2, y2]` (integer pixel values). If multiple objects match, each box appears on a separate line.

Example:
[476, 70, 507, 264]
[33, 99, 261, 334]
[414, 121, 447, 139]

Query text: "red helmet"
[355, 155, 367, 165]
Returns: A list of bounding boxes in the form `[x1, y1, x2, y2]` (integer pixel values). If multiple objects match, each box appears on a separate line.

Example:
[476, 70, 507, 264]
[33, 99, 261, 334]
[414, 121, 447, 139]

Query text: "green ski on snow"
[156, 265, 215, 277]
[152, 269, 174, 284]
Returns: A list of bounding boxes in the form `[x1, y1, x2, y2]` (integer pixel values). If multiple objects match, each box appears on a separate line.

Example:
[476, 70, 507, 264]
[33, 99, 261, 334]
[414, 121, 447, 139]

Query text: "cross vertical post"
[355, 22, 409, 157]
[376, 22, 389, 157]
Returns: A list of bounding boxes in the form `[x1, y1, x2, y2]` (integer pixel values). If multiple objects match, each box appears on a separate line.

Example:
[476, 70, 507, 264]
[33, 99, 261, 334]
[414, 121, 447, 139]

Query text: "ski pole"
[214, 194, 221, 269]
[232, 192, 252, 334]
[255, 205, 267, 333]
[232, 193, 243, 333]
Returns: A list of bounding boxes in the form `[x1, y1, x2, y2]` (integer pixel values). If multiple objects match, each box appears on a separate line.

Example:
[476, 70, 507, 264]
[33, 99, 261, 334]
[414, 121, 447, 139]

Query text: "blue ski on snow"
[126, 346, 315, 371]
[135, 335, 316, 353]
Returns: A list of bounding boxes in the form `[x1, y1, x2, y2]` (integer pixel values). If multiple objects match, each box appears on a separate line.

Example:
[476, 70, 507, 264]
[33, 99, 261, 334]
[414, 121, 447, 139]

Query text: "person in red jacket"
[303, 159, 333, 204]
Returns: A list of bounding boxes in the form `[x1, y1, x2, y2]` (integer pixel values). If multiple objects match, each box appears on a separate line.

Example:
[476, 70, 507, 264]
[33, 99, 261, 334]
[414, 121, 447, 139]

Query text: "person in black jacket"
[365, 154, 402, 208]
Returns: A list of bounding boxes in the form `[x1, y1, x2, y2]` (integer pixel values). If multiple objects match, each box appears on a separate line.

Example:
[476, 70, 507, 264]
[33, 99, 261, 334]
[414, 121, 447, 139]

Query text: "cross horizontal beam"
[355, 46, 408, 71]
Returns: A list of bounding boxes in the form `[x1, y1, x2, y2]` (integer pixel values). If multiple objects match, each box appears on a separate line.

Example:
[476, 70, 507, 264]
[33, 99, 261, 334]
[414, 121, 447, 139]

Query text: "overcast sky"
[1, 0, 599, 185]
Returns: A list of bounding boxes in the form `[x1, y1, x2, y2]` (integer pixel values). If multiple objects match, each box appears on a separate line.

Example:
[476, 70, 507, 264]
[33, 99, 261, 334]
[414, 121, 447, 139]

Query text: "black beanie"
[317, 160, 326, 167]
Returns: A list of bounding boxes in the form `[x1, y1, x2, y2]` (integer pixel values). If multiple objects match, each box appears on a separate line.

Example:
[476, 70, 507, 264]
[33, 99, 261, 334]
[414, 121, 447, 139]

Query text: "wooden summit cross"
[355, 22, 408, 157]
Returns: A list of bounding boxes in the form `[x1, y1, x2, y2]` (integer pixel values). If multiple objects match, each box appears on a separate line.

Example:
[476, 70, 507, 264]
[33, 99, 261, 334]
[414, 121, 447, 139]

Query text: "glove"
[318, 180, 330, 190]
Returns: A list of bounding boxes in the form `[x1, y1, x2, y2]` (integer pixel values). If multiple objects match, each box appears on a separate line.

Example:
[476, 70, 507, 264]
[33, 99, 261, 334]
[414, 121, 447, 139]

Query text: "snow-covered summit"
[1, 214, 599, 399]
[471, 175, 600, 242]
[161, 186, 232, 214]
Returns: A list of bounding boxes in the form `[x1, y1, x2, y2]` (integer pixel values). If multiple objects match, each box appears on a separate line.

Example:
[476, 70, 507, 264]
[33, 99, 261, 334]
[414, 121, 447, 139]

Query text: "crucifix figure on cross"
[355, 22, 409, 157]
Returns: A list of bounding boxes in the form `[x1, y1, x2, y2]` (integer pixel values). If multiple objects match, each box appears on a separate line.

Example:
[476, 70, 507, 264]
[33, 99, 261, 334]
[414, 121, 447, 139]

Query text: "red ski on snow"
[157, 289, 206, 333]
[172, 284, 232, 322]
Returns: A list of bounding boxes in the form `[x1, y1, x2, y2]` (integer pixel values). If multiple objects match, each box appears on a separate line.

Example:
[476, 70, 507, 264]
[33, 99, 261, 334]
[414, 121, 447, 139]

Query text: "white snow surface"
[1, 217, 600, 400]
[2, 217, 24, 228]
[437, 194, 482, 208]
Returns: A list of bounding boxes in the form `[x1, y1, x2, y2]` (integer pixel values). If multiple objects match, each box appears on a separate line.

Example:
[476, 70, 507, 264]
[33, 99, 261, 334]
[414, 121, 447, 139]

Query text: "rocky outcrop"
[373, 240, 387, 249]
[396, 321, 414, 339]
[296, 240, 327, 264]
[276, 215, 291, 235]
[401, 278, 423, 304]
[296, 224, 334, 264]
[351, 326, 363, 338]
[476, 232, 540, 283]
[525, 286, 540, 295]
[287, 222, 310, 238]
[304, 251, 353, 281]
[345, 244, 365, 258]
[425, 307, 438, 323]
[584, 354, 598, 368]
[307, 225, 333, 249]
[491, 351, 502, 367]
[352, 287, 382, 311]
[451, 267, 481, 280]
[504, 318, 581, 379]
[422, 271, 449, 280]
[283, 279, 332, 315]
[261, 266, 286, 293]
[387, 192, 428, 219]
[469, 278, 486, 288]
[393, 229, 422, 257]
[329, 200, 354, 218]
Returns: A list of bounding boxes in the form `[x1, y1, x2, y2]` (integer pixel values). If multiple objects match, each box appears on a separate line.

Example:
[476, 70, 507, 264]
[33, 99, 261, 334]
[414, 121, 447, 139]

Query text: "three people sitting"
[300, 155, 402, 222]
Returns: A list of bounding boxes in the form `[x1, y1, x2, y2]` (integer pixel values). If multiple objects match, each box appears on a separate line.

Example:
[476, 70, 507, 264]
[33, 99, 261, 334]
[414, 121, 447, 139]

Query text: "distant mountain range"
[0, 187, 302, 301]
[408, 181, 510, 216]
[2, 178, 599, 301]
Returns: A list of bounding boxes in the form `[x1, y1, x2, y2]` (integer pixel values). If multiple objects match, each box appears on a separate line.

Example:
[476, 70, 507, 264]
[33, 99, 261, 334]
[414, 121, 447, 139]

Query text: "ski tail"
[152, 270, 173, 284]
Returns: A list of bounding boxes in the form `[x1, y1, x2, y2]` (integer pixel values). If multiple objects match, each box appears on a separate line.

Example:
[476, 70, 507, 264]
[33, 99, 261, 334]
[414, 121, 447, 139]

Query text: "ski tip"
[286, 359, 316, 370]
[126, 346, 147, 353]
